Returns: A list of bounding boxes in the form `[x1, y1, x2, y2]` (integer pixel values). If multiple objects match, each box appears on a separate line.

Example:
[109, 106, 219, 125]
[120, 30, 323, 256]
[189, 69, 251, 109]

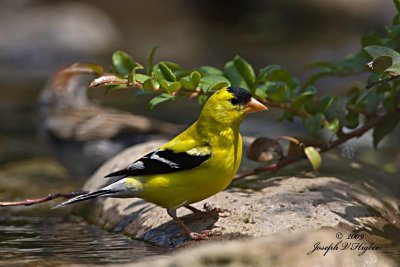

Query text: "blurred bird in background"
[38, 65, 179, 178]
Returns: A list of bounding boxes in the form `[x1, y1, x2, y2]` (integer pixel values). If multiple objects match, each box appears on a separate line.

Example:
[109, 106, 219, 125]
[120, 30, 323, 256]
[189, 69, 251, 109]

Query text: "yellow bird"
[55, 87, 267, 239]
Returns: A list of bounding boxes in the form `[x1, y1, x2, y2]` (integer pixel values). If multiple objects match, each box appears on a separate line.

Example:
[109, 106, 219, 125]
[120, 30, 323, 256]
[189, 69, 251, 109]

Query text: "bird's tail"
[53, 189, 116, 209]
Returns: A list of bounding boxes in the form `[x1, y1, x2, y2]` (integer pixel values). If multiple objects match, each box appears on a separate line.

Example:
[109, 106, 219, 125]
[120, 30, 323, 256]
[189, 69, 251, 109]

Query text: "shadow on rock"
[138, 212, 220, 247]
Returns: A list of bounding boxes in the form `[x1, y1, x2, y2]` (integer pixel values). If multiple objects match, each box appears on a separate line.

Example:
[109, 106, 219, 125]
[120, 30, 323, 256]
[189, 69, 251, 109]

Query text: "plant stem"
[234, 108, 400, 179]
[0, 191, 88, 207]
[366, 74, 400, 89]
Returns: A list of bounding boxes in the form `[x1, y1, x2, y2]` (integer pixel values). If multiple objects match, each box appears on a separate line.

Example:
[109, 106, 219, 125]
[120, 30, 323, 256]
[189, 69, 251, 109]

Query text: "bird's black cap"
[227, 86, 252, 106]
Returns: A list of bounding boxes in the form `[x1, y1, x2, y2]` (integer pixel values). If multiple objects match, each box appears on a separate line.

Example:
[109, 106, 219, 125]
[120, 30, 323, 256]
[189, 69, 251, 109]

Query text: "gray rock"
[70, 139, 400, 251]
[129, 229, 395, 267]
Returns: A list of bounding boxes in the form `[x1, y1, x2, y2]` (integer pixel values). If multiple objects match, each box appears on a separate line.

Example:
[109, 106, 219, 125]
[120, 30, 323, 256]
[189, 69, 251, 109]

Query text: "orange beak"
[244, 98, 268, 114]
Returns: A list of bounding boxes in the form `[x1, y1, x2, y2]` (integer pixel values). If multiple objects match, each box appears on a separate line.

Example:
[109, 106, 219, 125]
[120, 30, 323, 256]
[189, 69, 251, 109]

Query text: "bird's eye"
[230, 97, 239, 105]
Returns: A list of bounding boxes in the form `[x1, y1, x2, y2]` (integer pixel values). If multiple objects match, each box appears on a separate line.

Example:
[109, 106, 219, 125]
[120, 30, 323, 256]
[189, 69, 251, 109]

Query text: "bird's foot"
[189, 229, 222, 240]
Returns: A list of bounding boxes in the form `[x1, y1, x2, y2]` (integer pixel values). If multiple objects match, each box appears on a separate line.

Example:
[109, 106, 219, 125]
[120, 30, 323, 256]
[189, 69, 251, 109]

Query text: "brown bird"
[38, 65, 179, 178]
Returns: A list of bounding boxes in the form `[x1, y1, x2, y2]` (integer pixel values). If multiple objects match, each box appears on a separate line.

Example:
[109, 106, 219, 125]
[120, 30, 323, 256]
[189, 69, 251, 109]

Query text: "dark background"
[0, 0, 398, 173]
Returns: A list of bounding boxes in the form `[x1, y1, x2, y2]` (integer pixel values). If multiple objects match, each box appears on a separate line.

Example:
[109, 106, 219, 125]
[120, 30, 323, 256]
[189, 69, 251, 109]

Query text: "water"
[0, 213, 168, 266]
[0, 85, 171, 266]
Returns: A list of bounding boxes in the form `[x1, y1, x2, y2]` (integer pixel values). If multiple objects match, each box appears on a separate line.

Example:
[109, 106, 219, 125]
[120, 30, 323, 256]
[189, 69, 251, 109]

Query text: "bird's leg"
[167, 208, 192, 236]
[184, 204, 229, 218]
[167, 208, 217, 240]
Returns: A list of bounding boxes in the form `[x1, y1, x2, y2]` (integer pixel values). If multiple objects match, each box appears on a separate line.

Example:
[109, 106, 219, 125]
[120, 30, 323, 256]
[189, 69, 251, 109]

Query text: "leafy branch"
[78, 2, 400, 177]
[1, 1, 400, 209]
[235, 107, 400, 179]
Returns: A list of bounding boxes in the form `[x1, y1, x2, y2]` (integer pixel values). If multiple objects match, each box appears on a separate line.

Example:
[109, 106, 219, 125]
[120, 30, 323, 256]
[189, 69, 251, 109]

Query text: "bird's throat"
[196, 117, 240, 146]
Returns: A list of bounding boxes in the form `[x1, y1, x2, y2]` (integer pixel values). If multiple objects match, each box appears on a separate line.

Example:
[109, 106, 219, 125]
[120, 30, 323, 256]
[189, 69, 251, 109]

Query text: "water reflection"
[0, 214, 168, 266]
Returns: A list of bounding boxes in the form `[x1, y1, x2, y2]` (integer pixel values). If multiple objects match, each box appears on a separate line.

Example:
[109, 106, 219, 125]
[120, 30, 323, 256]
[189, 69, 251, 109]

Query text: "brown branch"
[366, 74, 400, 89]
[234, 108, 400, 180]
[0, 191, 88, 207]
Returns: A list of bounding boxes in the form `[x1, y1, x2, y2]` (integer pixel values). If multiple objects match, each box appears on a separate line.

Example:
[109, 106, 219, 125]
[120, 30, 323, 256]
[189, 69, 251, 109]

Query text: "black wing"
[104, 148, 211, 178]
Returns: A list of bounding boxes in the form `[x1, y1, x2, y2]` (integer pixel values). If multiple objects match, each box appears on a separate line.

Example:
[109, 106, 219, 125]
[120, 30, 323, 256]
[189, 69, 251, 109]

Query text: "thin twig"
[0, 191, 88, 207]
[234, 108, 400, 179]
[366, 74, 400, 89]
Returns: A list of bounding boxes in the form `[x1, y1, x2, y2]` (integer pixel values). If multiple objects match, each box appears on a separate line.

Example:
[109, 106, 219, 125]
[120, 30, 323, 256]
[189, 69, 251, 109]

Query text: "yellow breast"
[136, 133, 242, 209]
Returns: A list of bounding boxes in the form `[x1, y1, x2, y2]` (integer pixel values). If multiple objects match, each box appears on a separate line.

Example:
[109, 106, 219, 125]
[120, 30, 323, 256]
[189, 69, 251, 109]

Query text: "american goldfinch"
[38, 65, 179, 177]
[55, 87, 267, 239]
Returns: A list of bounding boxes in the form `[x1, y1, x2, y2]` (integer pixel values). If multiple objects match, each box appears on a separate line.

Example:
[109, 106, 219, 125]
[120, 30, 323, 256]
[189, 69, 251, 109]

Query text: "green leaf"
[143, 78, 160, 90]
[266, 69, 297, 89]
[301, 86, 317, 96]
[174, 70, 192, 80]
[393, 13, 400, 25]
[147, 45, 159, 75]
[304, 146, 321, 171]
[367, 56, 393, 72]
[290, 86, 317, 111]
[280, 111, 294, 122]
[258, 65, 283, 80]
[148, 93, 176, 109]
[197, 66, 224, 76]
[347, 86, 362, 104]
[361, 31, 381, 47]
[190, 71, 201, 86]
[255, 85, 268, 100]
[324, 119, 340, 133]
[303, 113, 325, 135]
[385, 63, 400, 75]
[199, 75, 230, 94]
[345, 111, 359, 129]
[133, 73, 150, 83]
[265, 84, 287, 102]
[305, 51, 370, 85]
[154, 62, 176, 82]
[224, 55, 256, 92]
[304, 68, 332, 86]
[160, 80, 181, 94]
[387, 24, 400, 40]
[325, 97, 347, 126]
[163, 62, 182, 72]
[198, 95, 209, 105]
[127, 64, 145, 85]
[383, 91, 397, 111]
[133, 62, 144, 71]
[372, 112, 400, 148]
[318, 95, 334, 112]
[112, 50, 135, 77]
[291, 96, 304, 111]
[362, 90, 382, 113]
[364, 45, 400, 66]
[179, 71, 201, 90]
[356, 87, 375, 104]
[394, 0, 400, 12]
